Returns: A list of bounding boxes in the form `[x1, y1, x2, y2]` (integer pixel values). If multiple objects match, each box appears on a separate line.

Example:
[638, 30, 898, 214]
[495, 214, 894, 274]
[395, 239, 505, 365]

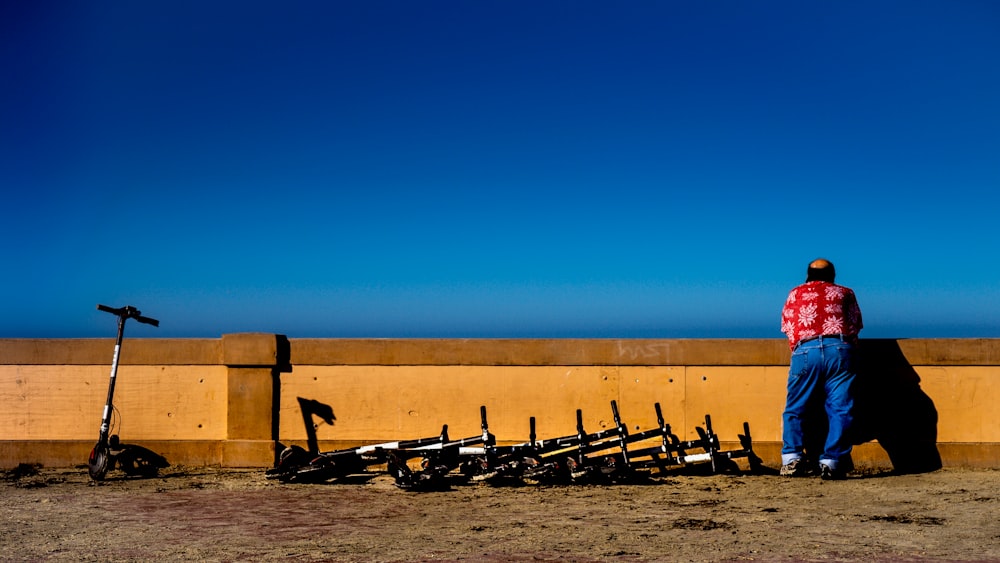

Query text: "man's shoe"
[820, 463, 846, 480]
[780, 458, 807, 477]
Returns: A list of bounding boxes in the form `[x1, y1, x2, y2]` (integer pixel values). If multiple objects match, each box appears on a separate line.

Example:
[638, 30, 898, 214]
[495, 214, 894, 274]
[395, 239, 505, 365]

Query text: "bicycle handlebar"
[96, 304, 160, 327]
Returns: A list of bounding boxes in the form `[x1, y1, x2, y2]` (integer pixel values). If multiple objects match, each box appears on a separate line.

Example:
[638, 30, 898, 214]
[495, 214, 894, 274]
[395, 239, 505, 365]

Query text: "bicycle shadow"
[853, 339, 942, 474]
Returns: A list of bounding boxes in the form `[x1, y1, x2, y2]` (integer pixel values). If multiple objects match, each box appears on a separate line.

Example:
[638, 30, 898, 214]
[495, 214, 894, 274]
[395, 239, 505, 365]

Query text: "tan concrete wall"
[278, 338, 1000, 469]
[1, 337, 997, 469]
[0, 365, 227, 440]
[0, 334, 285, 468]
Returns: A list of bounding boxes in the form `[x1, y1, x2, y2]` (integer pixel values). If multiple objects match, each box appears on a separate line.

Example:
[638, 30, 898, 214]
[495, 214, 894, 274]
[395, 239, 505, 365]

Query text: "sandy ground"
[2, 464, 998, 562]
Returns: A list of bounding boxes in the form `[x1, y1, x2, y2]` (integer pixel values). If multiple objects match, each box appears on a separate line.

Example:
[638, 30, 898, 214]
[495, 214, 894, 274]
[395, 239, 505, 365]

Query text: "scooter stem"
[97, 314, 127, 445]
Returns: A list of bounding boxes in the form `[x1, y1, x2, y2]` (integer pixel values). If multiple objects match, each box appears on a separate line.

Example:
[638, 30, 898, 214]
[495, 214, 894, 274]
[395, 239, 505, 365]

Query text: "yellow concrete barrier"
[1, 337, 997, 469]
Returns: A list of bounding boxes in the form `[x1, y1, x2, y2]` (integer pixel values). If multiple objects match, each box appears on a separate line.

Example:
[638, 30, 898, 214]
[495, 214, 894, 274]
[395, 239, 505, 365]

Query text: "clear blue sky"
[3, 2, 998, 339]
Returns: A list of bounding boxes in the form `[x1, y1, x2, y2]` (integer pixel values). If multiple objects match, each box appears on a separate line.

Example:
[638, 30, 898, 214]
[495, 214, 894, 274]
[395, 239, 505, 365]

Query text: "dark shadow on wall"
[271, 397, 336, 471]
[271, 335, 293, 465]
[853, 339, 942, 474]
[297, 397, 337, 455]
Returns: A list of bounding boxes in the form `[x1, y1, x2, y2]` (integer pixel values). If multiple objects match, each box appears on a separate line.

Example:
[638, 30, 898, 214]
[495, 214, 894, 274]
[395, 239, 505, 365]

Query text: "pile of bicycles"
[266, 401, 766, 491]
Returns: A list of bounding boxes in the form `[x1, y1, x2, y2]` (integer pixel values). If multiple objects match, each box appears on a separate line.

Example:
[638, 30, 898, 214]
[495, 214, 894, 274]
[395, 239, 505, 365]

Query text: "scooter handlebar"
[96, 304, 160, 327]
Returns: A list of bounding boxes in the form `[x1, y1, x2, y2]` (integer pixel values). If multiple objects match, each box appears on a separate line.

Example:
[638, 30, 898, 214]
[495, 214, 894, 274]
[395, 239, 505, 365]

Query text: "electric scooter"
[87, 304, 168, 480]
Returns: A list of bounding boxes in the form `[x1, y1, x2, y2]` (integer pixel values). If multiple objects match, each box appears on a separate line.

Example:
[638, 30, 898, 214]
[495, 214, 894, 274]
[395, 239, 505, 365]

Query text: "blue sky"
[2, 1, 999, 339]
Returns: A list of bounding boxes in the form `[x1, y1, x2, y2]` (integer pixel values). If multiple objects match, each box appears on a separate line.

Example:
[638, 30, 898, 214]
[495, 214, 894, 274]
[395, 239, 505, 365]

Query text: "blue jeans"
[781, 337, 858, 470]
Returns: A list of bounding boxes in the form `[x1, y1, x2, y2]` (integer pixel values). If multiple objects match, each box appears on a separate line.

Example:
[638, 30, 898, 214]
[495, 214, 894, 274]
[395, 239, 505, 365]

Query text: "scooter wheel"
[88, 443, 109, 481]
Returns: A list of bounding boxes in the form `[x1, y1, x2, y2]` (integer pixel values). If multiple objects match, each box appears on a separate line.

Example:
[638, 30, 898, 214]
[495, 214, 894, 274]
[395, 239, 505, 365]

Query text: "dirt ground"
[1, 463, 998, 562]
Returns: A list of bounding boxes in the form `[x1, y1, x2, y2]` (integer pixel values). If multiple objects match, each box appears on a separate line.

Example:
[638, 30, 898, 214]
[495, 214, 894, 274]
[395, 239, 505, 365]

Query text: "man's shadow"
[802, 339, 941, 474]
[853, 339, 942, 473]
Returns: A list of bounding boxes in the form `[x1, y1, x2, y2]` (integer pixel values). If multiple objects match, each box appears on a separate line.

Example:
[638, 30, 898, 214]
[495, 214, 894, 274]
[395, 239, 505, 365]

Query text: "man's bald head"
[806, 259, 836, 282]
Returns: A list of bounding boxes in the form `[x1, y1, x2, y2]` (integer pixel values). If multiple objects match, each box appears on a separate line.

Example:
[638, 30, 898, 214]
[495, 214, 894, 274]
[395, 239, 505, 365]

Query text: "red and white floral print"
[781, 281, 863, 350]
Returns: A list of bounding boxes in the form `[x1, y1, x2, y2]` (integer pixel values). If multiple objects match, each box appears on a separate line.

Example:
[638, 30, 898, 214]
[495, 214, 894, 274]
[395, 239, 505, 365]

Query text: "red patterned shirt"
[781, 281, 863, 350]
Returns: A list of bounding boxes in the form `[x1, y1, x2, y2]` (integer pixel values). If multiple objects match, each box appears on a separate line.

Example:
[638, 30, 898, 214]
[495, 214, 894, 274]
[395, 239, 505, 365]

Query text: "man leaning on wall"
[779, 258, 864, 480]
